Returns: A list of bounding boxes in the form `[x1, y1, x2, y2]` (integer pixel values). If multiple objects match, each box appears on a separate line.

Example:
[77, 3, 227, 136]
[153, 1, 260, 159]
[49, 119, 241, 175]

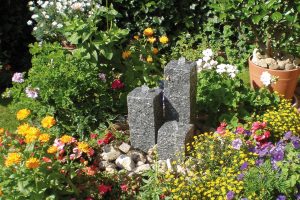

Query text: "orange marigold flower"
[5, 152, 22, 167]
[146, 55, 153, 63]
[153, 48, 159, 55]
[25, 127, 40, 143]
[16, 109, 31, 120]
[143, 27, 154, 37]
[25, 157, 40, 169]
[60, 135, 73, 144]
[0, 128, 4, 135]
[122, 51, 131, 59]
[38, 133, 50, 143]
[147, 37, 156, 43]
[17, 123, 31, 136]
[159, 35, 169, 44]
[78, 141, 89, 153]
[41, 116, 56, 129]
[133, 35, 139, 40]
[47, 146, 58, 154]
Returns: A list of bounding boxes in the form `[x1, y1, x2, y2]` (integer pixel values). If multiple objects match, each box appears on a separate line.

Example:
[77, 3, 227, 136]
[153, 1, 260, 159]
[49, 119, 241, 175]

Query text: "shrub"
[195, 49, 280, 128]
[261, 98, 300, 140]
[161, 131, 257, 199]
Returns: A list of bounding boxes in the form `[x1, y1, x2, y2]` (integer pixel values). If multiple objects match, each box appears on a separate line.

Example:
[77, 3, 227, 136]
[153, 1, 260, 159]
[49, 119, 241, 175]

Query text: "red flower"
[264, 131, 270, 138]
[98, 184, 112, 195]
[160, 194, 166, 199]
[90, 133, 98, 139]
[97, 132, 114, 145]
[105, 132, 113, 141]
[87, 148, 95, 156]
[97, 139, 105, 145]
[18, 139, 25, 145]
[111, 79, 124, 90]
[42, 157, 52, 163]
[120, 184, 128, 192]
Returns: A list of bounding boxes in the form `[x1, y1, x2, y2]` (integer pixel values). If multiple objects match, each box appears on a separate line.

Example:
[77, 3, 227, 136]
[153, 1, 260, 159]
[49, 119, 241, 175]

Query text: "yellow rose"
[16, 109, 31, 120]
[143, 27, 154, 37]
[159, 35, 169, 44]
[41, 116, 56, 129]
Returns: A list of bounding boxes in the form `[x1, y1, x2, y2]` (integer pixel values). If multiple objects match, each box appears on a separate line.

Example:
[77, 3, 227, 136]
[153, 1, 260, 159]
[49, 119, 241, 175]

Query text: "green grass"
[0, 97, 18, 132]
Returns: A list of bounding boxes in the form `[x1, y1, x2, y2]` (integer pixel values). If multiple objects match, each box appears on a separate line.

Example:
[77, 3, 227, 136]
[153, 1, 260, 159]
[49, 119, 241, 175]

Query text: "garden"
[0, 0, 299, 199]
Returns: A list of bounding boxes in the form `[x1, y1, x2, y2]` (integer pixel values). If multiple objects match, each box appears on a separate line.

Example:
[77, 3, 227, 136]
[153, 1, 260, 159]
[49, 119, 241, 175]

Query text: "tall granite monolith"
[127, 86, 164, 152]
[164, 58, 197, 125]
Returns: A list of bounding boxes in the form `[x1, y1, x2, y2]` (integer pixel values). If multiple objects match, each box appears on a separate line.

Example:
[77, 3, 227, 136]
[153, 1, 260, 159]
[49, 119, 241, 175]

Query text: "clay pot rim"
[249, 56, 300, 72]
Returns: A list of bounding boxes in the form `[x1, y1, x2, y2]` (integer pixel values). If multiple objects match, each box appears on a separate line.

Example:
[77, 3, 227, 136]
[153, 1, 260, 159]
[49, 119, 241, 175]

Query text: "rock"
[257, 59, 268, 68]
[282, 54, 294, 63]
[115, 155, 135, 171]
[101, 145, 121, 161]
[106, 164, 117, 174]
[157, 160, 167, 172]
[99, 161, 110, 170]
[128, 150, 146, 163]
[118, 142, 131, 154]
[175, 165, 186, 174]
[277, 60, 288, 70]
[146, 155, 153, 164]
[265, 58, 278, 69]
[111, 122, 129, 131]
[293, 58, 300, 68]
[134, 164, 151, 174]
[269, 63, 279, 70]
[137, 161, 145, 166]
[285, 63, 295, 70]
[166, 159, 173, 171]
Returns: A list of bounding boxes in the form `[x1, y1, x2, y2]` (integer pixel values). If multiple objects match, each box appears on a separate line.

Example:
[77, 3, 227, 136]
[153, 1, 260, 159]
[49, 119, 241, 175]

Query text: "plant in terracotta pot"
[209, 0, 300, 98]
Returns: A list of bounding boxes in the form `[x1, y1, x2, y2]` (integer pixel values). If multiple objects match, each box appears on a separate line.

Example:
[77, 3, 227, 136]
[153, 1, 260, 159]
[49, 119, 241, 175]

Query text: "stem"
[266, 37, 272, 58]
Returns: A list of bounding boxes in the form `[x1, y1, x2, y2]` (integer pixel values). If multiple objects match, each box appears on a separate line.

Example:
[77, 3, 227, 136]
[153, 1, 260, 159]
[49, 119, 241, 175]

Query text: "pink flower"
[90, 133, 98, 139]
[120, 184, 128, 192]
[54, 139, 65, 150]
[70, 154, 76, 160]
[87, 148, 95, 156]
[42, 157, 52, 163]
[251, 121, 261, 131]
[98, 184, 112, 195]
[111, 79, 124, 90]
[235, 126, 245, 134]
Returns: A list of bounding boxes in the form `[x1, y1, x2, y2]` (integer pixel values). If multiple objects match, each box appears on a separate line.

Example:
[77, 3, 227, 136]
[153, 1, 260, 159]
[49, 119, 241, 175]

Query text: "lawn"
[0, 97, 18, 132]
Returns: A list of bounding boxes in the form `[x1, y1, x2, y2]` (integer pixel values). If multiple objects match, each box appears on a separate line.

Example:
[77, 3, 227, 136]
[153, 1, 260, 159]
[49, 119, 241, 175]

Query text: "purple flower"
[293, 140, 300, 149]
[296, 193, 300, 200]
[271, 149, 284, 162]
[25, 87, 39, 99]
[232, 138, 243, 150]
[98, 73, 106, 82]
[237, 173, 244, 181]
[241, 198, 248, 200]
[284, 131, 292, 140]
[256, 158, 264, 166]
[240, 161, 248, 170]
[12, 72, 24, 83]
[276, 195, 286, 200]
[226, 191, 234, 200]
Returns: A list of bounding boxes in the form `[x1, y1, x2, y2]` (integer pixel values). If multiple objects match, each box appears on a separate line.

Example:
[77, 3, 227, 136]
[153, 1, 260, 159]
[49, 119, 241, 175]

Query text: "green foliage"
[209, 0, 300, 55]
[9, 42, 113, 133]
[0, 97, 18, 132]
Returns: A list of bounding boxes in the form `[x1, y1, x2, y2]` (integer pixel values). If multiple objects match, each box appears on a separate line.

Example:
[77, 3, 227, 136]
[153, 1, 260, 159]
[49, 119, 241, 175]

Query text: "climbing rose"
[98, 184, 112, 195]
[111, 79, 124, 90]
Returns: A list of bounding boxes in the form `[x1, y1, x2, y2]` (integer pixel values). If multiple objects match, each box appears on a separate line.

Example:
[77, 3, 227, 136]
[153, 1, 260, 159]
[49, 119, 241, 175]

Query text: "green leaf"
[271, 12, 282, 22]
[252, 15, 262, 24]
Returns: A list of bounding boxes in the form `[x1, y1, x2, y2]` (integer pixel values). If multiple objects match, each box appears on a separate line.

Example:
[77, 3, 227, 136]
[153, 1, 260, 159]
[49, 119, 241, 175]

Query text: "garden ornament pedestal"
[127, 58, 197, 160]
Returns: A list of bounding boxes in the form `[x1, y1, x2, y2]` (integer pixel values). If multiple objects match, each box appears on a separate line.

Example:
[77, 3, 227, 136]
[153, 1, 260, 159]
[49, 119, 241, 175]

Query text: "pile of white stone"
[252, 48, 300, 70]
[97, 143, 175, 176]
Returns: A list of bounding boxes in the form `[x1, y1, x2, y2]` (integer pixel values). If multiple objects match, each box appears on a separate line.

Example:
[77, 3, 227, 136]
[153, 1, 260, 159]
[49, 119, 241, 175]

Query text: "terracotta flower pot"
[249, 57, 300, 99]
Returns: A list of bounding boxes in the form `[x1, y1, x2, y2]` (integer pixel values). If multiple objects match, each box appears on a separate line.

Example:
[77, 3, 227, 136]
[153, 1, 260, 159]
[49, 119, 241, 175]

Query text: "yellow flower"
[122, 51, 131, 59]
[25, 127, 40, 143]
[0, 128, 4, 135]
[143, 27, 154, 37]
[152, 48, 159, 55]
[147, 37, 156, 43]
[60, 134, 73, 144]
[133, 35, 139, 40]
[16, 109, 31, 120]
[47, 146, 58, 154]
[38, 133, 50, 143]
[146, 55, 153, 63]
[159, 35, 169, 44]
[5, 152, 22, 167]
[25, 157, 40, 169]
[41, 116, 56, 129]
[0, 187, 3, 196]
[78, 141, 89, 153]
[17, 123, 31, 136]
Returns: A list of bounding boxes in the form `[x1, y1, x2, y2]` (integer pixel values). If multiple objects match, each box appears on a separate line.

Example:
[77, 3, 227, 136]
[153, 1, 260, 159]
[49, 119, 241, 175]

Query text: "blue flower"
[226, 191, 234, 200]
[276, 194, 286, 200]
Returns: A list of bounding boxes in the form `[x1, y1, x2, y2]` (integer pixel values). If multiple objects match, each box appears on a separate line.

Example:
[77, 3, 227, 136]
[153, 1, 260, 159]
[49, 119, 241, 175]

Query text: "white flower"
[260, 71, 272, 86]
[71, 2, 83, 11]
[203, 56, 211, 62]
[29, 7, 35, 11]
[28, 1, 33, 6]
[210, 60, 218, 67]
[37, 0, 43, 5]
[196, 59, 203, 67]
[229, 72, 236, 78]
[216, 64, 226, 74]
[31, 14, 38, 19]
[45, 15, 50, 19]
[27, 20, 33, 25]
[41, 1, 49, 8]
[203, 62, 212, 70]
[202, 48, 213, 58]
[52, 21, 58, 26]
[33, 27, 37, 31]
[57, 23, 63, 28]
